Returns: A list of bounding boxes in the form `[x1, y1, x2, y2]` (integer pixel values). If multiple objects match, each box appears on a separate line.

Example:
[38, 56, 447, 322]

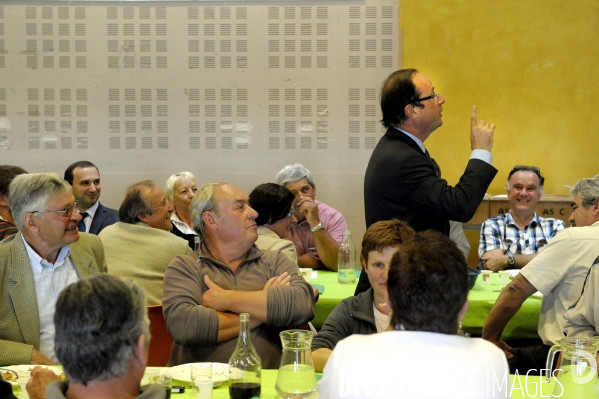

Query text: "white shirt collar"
[171, 213, 197, 235]
[393, 126, 426, 153]
[21, 234, 72, 273]
[84, 200, 99, 218]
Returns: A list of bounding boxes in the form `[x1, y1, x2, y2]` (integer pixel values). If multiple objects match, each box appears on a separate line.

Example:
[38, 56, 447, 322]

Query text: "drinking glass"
[191, 363, 212, 389]
[149, 374, 173, 399]
[193, 376, 214, 399]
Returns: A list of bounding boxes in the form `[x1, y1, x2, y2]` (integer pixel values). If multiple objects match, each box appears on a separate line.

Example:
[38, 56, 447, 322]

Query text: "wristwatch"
[507, 255, 516, 267]
[310, 222, 325, 233]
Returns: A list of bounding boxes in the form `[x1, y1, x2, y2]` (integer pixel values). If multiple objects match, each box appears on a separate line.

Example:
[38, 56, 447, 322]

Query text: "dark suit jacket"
[364, 127, 497, 233]
[357, 128, 497, 294]
[0, 379, 16, 399]
[88, 202, 119, 235]
[0, 232, 106, 366]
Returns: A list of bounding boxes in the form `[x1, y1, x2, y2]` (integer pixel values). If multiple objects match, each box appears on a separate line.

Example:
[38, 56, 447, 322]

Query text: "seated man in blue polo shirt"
[479, 165, 565, 271]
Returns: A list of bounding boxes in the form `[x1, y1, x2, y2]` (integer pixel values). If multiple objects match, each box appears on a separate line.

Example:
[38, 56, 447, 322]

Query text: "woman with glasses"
[164, 172, 199, 251]
[248, 183, 299, 268]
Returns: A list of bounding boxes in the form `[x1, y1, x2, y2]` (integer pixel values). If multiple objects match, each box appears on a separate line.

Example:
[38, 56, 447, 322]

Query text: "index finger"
[471, 105, 478, 126]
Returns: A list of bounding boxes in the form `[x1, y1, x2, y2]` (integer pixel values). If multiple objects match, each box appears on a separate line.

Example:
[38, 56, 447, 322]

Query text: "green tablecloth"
[10, 369, 284, 399]
[149, 369, 292, 399]
[139, 369, 567, 399]
[311, 270, 357, 328]
[13, 367, 587, 398]
[165, 370, 579, 399]
[463, 272, 542, 340]
[311, 270, 541, 340]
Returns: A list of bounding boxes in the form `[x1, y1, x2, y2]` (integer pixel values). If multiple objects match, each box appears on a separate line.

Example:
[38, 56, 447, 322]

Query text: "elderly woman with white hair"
[165, 171, 198, 250]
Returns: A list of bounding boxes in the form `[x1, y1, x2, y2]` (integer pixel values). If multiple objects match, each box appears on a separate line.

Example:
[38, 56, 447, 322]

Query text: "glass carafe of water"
[545, 337, 599, 398]
[275, 329, 317, 399]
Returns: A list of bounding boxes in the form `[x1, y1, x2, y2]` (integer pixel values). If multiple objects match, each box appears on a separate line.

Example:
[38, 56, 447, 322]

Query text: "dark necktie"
[78, 212, 88, 232]
[424, 149, 441, 178]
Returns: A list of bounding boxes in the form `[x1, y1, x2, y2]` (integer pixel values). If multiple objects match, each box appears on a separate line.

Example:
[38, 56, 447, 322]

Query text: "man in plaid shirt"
[479, 165, 565, 271]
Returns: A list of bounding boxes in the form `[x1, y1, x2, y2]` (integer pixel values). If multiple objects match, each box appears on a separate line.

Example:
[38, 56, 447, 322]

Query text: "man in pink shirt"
[276, 163, 348, 271]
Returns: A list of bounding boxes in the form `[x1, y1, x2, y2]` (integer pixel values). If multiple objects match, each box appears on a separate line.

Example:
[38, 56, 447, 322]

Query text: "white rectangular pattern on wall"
[0, 2, 399, 245]
[0, 2, 397, 152]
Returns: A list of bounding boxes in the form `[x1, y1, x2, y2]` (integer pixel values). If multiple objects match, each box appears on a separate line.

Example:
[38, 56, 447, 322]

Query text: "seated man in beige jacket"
[0, 173, 106, 366]
[100, 180, 191, 305]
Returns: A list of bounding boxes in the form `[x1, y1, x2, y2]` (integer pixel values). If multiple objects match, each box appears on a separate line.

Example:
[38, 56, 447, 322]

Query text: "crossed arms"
[163, 251, 315, 346]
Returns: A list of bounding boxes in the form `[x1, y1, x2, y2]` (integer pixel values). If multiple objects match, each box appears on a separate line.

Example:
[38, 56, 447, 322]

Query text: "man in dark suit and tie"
[357, 68, 498, 294]
[64, 161, 119, 235]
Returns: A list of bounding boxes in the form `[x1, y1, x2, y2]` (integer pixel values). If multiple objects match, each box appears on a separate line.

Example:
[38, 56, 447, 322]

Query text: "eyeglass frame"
[413, 91, 439, 104]
[30, 201, 82, 218]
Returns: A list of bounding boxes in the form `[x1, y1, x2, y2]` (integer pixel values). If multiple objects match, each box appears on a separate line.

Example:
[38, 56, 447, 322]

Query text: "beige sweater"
[100, 222, 191, 305]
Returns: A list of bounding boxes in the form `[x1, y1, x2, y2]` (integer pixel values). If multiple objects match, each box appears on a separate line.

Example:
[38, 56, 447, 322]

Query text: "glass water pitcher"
[545, 337, 599, 398]
[275, 329, 318, 399]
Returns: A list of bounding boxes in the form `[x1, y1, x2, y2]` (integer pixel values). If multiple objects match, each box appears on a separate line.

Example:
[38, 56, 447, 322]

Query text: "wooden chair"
[147, 305, 173, 367]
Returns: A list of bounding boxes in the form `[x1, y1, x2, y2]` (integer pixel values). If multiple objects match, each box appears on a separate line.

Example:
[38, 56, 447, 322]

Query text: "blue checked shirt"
[22, 235, 80, 363]
[478, 211, 566, 259]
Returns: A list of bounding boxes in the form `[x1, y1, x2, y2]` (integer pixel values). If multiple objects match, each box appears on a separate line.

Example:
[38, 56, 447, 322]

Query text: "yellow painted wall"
[400, 0, 599, 194]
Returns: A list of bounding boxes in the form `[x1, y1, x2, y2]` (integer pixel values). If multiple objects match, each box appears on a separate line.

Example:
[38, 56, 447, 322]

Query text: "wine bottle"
[228, 313, 261, 399]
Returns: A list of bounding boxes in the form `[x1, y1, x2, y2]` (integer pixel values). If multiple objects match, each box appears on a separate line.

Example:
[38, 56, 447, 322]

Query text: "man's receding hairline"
[508, 170, 541, 187]
[411, 73, 431, 96]
[220, 185, 249, 203]
[126, 182, 156, 201]
[73, 165, 100, 176]
[146, 187, 171, 211]
[287, 178, 313, 189]
[382, 74, 398, 92]
[211, 183, 231, 211]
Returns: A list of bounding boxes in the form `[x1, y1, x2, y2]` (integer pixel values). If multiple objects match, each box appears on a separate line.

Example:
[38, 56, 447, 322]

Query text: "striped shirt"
[0, 217, 17, 241]
[478, 211, 565, 258]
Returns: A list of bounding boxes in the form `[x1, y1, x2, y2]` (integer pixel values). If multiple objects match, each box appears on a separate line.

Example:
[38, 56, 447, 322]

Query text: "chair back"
[147, 305, 173, 367]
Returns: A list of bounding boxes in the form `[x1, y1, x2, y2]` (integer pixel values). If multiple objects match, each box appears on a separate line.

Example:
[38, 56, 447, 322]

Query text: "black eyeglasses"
[31, 201, 81, 218]
[414, 91, 439, 103]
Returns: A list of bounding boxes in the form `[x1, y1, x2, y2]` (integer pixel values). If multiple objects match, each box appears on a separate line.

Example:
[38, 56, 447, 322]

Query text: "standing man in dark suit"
[357, 68, 498, 294]
[64, 161, 119, 235]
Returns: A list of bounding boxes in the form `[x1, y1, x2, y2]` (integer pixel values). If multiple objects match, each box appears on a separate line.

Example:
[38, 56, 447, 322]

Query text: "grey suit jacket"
[88, 202, 119, 235]
[0, 232, 106, 366]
